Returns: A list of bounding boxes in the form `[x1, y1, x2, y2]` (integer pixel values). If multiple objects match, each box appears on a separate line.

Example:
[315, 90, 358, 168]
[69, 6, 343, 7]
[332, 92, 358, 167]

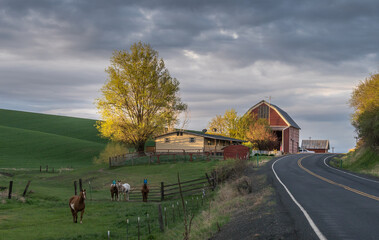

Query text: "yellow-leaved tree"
[96, 42, 187, 154]
[350, 72, 379, 148]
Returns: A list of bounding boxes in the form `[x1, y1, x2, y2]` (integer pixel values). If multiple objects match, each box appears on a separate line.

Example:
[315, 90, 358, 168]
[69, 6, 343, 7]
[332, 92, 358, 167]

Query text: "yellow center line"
[297, 156, 379, 202]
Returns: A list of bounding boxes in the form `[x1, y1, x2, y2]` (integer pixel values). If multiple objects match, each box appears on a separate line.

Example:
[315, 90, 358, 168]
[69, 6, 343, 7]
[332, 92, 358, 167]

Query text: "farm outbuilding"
[245, 100, 300, 154]
[301, 140, 330, 153]
[223, 145, 250, 160]
[155, 130, 245, 155]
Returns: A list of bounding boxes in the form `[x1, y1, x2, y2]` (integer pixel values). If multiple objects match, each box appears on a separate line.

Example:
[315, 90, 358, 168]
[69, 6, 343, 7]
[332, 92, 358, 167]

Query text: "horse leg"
[127, 192, 129, 201]
[80, 209, 85, 224]
[74, 211, 78, 223]
[70, 206, 76, 223]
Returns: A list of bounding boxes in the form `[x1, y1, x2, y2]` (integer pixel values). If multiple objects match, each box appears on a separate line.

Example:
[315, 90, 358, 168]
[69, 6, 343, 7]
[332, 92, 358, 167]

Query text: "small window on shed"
[180, 132, 183, 136]
[165, 138, 170, 143]
[189, 137, 195, 143]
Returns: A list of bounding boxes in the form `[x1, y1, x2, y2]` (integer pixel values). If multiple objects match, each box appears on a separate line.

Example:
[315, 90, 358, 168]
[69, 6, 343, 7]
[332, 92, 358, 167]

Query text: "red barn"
[245, 100, 300, 154]
[223, 145, 250, 160]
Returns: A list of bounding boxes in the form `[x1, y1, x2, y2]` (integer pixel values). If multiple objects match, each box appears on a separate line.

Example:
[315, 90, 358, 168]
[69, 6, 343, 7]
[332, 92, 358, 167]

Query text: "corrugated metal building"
[245, 100, 301, 154]
[301, 140, 330, 153]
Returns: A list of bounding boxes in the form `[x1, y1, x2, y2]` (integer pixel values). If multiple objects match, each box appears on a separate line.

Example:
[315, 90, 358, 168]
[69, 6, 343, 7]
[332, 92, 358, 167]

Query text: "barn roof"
[301, 140, 330, 150]
[245, 100, 301, 129]
[155, 130, 245, 143]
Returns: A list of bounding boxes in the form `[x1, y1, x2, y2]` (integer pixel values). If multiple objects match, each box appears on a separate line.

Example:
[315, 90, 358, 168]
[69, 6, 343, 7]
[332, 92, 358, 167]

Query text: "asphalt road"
[271, 154, 379, 240]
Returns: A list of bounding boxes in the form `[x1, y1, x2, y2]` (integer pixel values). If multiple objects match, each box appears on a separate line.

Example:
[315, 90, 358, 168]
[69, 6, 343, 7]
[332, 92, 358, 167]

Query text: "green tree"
[96, 42, 187, 153]
[350, 73, 379, 148]
[207, 109, 254, 140]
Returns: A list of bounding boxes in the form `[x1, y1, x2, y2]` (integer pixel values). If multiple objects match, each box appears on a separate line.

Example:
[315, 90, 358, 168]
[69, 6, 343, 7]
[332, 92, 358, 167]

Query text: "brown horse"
[141, 184, 150, 202]
[110, 184, 118, 201]
[69, 189, 86, 223]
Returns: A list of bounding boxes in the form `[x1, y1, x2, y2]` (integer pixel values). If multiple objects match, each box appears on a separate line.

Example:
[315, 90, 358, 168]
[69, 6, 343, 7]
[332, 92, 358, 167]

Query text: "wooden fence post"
[74, 181, 77, 195]
[8, 181, 13, 199]
[40, 166, 41, 172]
[157, 155, 160, 164]
[158, 204, 164, 232]
[23, 180, 31, 197]
[160, 182, 165, 201]
[79, 179, 83, 191]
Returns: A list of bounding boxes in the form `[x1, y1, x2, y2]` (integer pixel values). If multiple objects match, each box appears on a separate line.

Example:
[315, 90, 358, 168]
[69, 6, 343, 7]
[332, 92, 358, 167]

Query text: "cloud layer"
[1, 0, 378, 152]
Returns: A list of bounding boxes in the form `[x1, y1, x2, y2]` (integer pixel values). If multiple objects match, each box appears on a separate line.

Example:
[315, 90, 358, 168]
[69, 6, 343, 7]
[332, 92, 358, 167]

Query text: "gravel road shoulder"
[211, 159, 299, 240]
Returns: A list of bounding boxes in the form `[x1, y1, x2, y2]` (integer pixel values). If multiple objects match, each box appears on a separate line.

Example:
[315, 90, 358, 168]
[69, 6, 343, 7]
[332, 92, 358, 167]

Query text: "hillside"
[0, 109, 107, 168]
[332, 147, 379, 177]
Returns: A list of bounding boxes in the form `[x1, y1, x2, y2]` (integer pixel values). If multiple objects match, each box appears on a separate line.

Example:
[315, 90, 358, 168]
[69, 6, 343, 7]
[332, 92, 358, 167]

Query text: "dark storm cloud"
[1, 0, 378, 152]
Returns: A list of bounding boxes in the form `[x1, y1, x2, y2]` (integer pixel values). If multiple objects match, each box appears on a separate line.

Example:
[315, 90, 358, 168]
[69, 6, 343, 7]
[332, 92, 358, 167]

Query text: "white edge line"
[323, 155, 379, 184]
[272, 156, 327, 240]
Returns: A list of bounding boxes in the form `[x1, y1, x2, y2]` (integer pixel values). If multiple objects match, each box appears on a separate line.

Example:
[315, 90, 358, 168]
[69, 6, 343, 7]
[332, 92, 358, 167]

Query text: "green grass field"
[0, 109, 222, 239]
[0, 161, 218, 240]
[0, 109, 107, 168]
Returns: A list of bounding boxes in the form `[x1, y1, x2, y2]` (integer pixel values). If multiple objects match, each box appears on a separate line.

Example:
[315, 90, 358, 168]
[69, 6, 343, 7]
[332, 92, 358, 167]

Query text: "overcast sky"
[1, 0, 378, 153]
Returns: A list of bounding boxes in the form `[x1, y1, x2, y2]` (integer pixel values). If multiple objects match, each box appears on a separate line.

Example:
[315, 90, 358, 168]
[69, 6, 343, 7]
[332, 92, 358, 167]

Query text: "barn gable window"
[258, 104, 269, 119]
[189, 137, 195, 143]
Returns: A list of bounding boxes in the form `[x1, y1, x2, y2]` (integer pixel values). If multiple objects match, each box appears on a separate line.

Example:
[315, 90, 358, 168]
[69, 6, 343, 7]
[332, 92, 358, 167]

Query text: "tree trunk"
[136, 141, 145, 156]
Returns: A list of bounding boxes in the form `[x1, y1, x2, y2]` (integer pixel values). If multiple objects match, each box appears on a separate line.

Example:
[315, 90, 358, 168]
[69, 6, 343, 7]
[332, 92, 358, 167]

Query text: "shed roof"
[245, 100, 301, 129]
[155, 130, 245, 143]
[301, 140, 330, 150]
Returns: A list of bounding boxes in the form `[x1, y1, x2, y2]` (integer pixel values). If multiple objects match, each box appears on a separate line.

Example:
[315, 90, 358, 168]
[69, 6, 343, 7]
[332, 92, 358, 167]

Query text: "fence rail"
[109, 152, 223, 167]
[161, 174, 214, 201]
[123, 174, 215, 202]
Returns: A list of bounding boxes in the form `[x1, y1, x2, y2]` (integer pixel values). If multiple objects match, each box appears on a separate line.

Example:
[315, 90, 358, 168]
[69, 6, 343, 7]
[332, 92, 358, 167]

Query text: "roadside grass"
[330, 147, 379, 177]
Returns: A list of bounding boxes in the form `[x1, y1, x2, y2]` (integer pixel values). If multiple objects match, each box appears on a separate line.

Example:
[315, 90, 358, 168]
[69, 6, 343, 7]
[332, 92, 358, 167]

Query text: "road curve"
[270, 154, 379, 240]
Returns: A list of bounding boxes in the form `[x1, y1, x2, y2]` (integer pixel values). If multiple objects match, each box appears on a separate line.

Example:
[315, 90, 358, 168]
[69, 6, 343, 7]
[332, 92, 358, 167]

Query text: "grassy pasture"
[0, 109, 220, 239]
[0, 109, 270, 239]
[0, 109, 107, 168]
[0, 161, 219, 240]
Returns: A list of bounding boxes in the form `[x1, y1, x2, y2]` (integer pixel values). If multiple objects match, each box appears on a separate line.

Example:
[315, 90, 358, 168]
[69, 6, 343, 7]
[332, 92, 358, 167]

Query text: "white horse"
[117, 182, 130, 201]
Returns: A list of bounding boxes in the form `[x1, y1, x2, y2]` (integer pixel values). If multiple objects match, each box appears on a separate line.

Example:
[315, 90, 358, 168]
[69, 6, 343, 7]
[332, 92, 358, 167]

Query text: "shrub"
[234, 176, 252, 195]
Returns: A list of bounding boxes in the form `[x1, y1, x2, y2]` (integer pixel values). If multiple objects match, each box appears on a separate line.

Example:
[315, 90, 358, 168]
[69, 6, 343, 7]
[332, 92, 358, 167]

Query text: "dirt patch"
[211, 162, 298, 240]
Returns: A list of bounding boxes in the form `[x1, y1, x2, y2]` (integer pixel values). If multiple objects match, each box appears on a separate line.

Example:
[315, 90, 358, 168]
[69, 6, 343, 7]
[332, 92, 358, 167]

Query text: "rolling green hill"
[0, 109, 107, 168]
